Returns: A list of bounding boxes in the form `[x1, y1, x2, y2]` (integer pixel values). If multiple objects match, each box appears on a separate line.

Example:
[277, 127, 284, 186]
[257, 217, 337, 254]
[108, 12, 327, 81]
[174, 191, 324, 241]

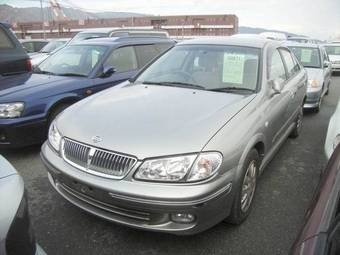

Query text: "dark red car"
[291, 144, 340, 254]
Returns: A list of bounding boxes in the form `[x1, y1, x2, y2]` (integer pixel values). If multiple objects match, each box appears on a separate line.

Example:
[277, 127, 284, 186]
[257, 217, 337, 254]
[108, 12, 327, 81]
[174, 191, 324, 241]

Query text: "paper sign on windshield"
[223, 53, 245, 84]
[301, 49, 312, 62]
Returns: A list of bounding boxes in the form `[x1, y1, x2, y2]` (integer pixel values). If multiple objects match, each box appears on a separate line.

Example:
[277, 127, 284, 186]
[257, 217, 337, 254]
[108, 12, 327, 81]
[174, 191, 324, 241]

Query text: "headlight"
[135, 152, 222, 182]
[308, 79, 319, 88]
[333, 134, 340, 150]
[48, 121, 62, 152]
[0, 102, 24, 118]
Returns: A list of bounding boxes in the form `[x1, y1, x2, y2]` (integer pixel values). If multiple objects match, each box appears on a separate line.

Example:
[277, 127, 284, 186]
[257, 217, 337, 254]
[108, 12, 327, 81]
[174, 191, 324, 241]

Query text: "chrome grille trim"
[61, 138, 137, 179]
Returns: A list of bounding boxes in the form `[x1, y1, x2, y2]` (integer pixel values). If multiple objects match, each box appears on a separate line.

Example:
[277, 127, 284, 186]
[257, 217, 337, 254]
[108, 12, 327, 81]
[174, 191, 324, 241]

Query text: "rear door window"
[105, 46, 138, 72]
[280, 49, 297, 79]
[134, 44, 159, 68]
[0, 28, 14, 49]
[269, 49, 287, 85]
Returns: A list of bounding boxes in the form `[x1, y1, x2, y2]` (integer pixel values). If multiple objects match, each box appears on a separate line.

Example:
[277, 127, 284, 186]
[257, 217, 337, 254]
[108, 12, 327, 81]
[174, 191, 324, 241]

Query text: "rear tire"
[226, 149, 259, 225]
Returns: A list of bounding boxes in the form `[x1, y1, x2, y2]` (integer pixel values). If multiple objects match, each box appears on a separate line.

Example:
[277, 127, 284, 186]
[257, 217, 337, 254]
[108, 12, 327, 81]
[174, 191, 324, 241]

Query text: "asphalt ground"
[2, 75, 340, 255]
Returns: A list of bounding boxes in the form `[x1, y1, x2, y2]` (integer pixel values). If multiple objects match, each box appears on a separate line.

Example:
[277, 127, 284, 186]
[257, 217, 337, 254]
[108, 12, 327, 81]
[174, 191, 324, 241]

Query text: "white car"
[325, 100, 340, 158]
[324, 43, 340, 73]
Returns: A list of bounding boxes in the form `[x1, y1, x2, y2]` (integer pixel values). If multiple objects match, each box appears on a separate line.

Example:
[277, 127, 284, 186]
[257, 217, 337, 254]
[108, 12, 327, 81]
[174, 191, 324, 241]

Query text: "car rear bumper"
[41, 142, 235, 235]
[304, 89, 322, 109]
[331, 63, 340, 72]
[0, 116, 47, 149]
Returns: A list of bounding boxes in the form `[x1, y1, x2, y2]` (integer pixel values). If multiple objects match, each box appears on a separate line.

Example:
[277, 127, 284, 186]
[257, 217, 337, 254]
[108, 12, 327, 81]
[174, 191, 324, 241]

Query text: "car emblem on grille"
[92, 135, 102, 143]
[86, 148, 96, 170]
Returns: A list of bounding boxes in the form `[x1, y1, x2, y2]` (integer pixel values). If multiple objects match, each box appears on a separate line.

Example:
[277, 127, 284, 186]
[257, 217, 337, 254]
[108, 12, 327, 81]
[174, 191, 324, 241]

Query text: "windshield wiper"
[142, 81, 205, 90]
[33, 70, 57, 75]
[208, 87, 255, 93]
[56, 73, 87, 77]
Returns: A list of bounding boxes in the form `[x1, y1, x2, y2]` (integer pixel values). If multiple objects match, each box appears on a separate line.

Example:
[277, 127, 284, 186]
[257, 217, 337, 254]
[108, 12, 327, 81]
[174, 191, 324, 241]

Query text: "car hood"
[305, 68, 324, 83]
[0, 155, 18, 179]
[0, 73, 82, 98]
[329, 55, 340, 62]
[57, 84, 256, 159]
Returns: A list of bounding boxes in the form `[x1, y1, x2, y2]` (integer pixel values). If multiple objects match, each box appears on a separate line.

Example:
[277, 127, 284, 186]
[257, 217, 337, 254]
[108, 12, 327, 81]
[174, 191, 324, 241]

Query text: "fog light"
[170, 213, 195, 223]
[0, 133, 6, 141]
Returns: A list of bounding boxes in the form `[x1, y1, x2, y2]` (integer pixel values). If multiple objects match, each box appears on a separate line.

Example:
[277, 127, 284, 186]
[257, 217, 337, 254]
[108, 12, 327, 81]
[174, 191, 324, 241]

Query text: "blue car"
[0, 36, 175, 148]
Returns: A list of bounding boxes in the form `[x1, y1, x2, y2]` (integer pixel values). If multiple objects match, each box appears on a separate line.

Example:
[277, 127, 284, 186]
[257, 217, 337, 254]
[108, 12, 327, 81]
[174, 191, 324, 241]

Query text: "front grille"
[62, 138, 137, 179]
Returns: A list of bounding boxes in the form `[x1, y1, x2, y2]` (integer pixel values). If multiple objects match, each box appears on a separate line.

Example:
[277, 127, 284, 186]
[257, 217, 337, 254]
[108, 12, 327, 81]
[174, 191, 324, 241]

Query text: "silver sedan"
[41, 36, 307, 235]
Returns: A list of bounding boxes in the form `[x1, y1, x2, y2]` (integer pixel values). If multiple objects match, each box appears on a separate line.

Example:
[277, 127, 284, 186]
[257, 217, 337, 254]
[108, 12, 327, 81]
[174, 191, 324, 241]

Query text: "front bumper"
[41, 142, 234, 235]
[304, 89, 322, 109]
[0, 115, 47, 149]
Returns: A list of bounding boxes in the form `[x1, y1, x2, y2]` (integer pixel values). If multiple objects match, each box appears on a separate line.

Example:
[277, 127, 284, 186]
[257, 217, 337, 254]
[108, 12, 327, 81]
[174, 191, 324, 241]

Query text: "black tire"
[226, 149, 259, 225]
[290, 106, 303, 138]
[47, 103, 70, 128]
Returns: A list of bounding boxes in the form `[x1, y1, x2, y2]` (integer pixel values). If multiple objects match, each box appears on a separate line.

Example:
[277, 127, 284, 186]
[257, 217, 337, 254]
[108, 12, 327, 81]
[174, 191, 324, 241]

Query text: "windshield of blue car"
[136, 45, 260, 92]
[36, 45, 108, 76]
[325, 46, 340, 56]
[40, 40, 67, 53]
[289, 47, 321, 68]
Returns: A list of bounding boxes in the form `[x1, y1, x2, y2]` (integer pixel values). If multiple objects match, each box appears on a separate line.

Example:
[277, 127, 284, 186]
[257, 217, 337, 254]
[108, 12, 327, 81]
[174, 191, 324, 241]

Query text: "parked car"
[20, 39, 49, 54]
[0, 36, 175, 148]
[0, 155, 46, 255]
[0, 22, 31, 76]
[68, 28, 169, 45]
[41, 36, 307, 235]
[324, 43, 340, 73]
[30, 39, 69, 67]
[325, 99, 340, 158]
[288, 42, 332, 112]
[291, 143, 340, 255]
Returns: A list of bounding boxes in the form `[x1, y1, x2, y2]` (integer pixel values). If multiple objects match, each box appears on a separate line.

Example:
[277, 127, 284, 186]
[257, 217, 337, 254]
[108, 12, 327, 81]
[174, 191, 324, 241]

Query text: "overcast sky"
[3, 0, 340, 39]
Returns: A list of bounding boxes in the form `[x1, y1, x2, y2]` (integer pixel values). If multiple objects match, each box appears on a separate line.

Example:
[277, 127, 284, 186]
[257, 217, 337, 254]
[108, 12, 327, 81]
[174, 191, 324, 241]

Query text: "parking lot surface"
[2, 76, 340, 255]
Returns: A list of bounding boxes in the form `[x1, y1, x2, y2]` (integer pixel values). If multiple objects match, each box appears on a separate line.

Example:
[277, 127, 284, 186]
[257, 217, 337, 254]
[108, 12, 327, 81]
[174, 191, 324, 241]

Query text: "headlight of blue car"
[0, 102, 24, 118]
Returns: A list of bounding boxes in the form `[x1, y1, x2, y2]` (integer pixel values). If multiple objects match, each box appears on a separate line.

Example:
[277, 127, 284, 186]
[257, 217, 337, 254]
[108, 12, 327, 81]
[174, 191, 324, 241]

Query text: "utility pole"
[40, 0, 46, 39]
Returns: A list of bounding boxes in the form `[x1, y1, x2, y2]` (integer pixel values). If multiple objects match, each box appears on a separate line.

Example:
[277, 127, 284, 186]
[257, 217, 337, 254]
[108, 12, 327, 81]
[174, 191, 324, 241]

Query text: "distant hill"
[0, 4, 146, 23]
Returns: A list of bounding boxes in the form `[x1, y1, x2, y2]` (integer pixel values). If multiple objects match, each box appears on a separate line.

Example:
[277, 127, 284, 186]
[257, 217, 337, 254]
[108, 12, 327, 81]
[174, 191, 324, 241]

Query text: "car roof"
[71, 36, 175, 46]
[78, 28, 115, 34]
[177, 35, 276, 48]
[284, 41, 320, 48]
[20, 39, 50, 42]
[324, 43, 340, 47]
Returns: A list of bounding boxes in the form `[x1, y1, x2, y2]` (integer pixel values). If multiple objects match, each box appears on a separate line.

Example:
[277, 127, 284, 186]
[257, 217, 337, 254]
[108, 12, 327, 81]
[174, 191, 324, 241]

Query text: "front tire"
[47, 103, 71, 129]
[226, 149, 259, 225]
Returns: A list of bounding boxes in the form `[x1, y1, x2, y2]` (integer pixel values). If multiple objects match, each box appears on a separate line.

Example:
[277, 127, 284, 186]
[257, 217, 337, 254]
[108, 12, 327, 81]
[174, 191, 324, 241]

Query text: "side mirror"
[269, 79, 282, 95]
[101, 65, 115, 78]
[324, 61, 330, 68]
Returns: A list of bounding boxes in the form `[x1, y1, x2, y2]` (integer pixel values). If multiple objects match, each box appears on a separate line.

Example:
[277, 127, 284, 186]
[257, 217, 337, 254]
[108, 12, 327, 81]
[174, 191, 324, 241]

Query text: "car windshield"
[40, 40, 67, 53]
[325, 46, 340, 56]
[69, 32, 107, 44]
[136, 45, 260, 92]
[36, 45, 108, 77]
[289, 47, 321, 68]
